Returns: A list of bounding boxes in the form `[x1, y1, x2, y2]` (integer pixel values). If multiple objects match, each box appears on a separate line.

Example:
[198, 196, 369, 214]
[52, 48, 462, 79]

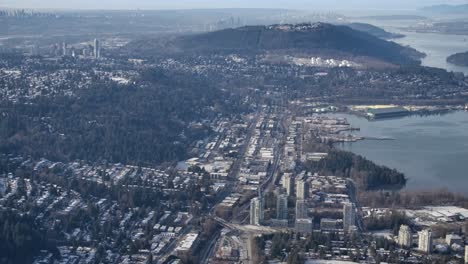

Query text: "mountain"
[346, 23, 404, 39]
[421, 4, 468, 14]
[129, 23, 423, 65]
[447, 51, 468, 67]
[356, 15, 427, 21]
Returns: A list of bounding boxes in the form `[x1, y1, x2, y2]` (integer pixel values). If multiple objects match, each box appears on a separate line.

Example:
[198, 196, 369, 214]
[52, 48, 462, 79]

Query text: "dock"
[363, 136, 395, 141]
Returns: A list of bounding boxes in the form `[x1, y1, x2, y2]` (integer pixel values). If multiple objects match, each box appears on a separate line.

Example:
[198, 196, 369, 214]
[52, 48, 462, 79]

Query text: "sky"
[1, 0, 468, 10]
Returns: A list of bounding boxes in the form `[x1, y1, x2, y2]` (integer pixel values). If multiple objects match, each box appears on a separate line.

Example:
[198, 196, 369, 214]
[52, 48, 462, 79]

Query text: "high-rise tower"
[296, 178, 307, 200]
[282, 173, 293, 196]
[94, 39, 100, 58]
[250, 197, 264, 226]
[276, 194, 288, 220]
[398, 225, 412, 248]
[418, 229, 432, 254]
[343, 202, 356, 232]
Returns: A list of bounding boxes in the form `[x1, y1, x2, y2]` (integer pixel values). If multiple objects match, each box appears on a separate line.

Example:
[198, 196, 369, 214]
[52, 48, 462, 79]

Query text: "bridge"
[213, 216, 284, 235]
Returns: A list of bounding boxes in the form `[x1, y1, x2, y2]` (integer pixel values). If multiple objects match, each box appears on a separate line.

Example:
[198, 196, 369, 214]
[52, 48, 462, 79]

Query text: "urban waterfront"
[333, 111, 468, 195]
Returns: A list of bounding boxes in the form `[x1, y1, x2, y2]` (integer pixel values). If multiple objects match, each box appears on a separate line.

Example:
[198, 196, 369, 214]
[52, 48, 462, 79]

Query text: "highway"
[261, 112, 288, 193]
[199, 113, 261, 263]
[198, 110, 289, 263]
[213, 216, 279, 234]
[228, 113, 261, 181]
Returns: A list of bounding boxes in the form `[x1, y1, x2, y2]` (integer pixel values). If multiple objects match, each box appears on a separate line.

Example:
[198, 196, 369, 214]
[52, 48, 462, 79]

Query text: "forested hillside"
[447, 51, 468, 66]
[0, 68, 246, 165]
[129, 23, 424, 65]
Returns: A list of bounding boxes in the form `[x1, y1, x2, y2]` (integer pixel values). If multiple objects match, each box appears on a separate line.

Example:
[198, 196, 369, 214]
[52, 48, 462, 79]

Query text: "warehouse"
[366, 107, 409, 119]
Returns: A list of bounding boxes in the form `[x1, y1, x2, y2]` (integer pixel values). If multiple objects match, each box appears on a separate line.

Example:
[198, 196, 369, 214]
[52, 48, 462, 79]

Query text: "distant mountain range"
[346, 23, 404, 39]
[355, 15, 427, 21]
[421, 4, 468, 13]
[447, 51, 468, 67]
[128, 23, 423, 65]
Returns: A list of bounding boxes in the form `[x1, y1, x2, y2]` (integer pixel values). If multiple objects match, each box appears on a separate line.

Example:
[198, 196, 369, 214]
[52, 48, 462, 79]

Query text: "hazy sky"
[1, 0, 468, 10]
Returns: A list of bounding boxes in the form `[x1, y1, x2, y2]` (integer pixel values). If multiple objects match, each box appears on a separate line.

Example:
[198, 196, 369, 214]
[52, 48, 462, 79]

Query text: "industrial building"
[366, 107, 409, 119]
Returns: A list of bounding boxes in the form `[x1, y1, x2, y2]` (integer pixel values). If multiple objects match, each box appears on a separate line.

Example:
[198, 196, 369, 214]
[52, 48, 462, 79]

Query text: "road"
[246, 234, 254, 264]
[156, 225, 192, 264]
[200, 113, 261, 263]
[199, 228, 221, 264]
[261, 112, 288, 193]
[228, 113, 261, 181]
[347, 178, 364, 232]
[200, 110, 289, 263]
[213, 216, 280, 234]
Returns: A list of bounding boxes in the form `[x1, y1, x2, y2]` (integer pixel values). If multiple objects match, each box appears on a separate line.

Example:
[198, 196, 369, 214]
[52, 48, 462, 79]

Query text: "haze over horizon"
[2, 0, 468, 262]
[1, 0, 468, 11]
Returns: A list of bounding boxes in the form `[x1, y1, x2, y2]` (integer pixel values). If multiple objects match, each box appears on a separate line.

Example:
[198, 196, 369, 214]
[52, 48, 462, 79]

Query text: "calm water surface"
[352, 18, 468, 75]
[394, 31, 468, 75]
[331, 111, 468, 195]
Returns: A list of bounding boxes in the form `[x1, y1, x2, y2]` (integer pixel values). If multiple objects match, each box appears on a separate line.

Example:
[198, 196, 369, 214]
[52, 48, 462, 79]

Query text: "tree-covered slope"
[129, 23, 423, 65]
[447, 51, 468, 67]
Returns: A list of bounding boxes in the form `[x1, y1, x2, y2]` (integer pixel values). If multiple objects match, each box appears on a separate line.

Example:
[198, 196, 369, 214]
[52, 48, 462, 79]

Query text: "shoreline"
[332, 110, 468, 195]
[326, 108, 466, 143]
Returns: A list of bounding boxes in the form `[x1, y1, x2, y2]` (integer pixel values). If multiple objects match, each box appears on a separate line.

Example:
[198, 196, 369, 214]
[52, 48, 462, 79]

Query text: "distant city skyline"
[1, 0, 467, 11]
